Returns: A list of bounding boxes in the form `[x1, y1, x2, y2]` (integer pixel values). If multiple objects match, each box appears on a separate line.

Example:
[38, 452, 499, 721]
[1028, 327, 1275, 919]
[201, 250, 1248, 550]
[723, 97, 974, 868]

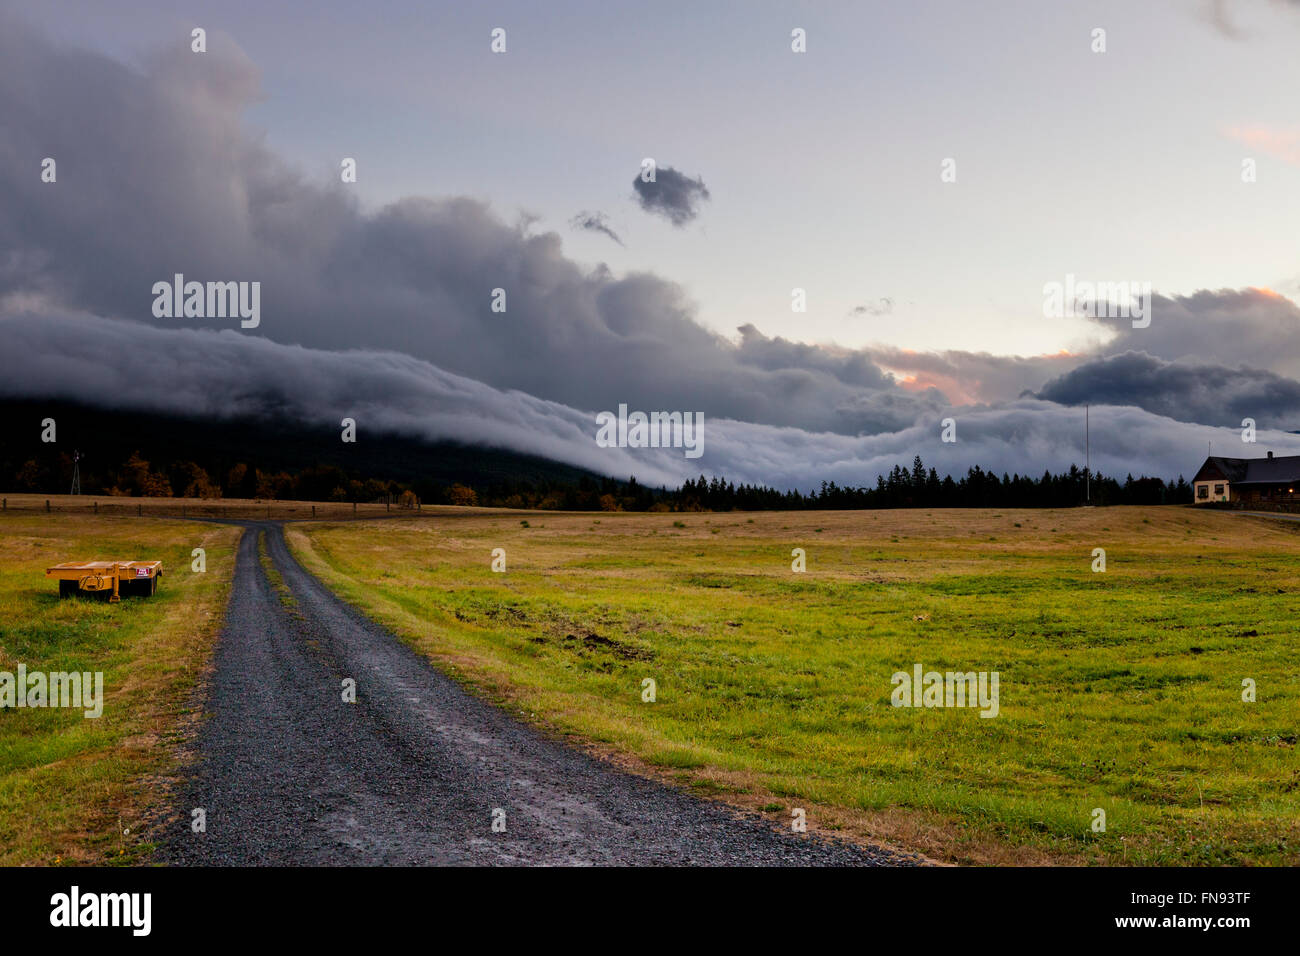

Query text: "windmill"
[70, 450, 82, 496]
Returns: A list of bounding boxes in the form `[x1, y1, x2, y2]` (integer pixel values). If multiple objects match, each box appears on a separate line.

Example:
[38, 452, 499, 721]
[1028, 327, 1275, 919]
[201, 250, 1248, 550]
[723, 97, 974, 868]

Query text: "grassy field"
[290, 506, 1300, 866]
[0, 513, 239, 864]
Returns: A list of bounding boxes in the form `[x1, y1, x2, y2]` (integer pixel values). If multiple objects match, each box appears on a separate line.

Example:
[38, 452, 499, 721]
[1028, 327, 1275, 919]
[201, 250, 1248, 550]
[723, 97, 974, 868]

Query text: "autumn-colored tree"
[174, 461, 222, 499]
[447, 484, 478, 507]
[254, 469, 294, 500]
[121, 451, 173, 497]
[141, 471, 173, 497]
[120, 451, 150, 493]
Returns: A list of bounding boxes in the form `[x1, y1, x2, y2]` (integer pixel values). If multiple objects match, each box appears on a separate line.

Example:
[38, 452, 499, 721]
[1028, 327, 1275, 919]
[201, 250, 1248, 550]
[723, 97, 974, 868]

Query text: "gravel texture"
[160, 522, 918, 866]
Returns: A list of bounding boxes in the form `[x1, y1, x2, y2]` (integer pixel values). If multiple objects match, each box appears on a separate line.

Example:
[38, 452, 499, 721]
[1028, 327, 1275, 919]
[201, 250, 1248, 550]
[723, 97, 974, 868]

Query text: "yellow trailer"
[46, 561, 163, 602]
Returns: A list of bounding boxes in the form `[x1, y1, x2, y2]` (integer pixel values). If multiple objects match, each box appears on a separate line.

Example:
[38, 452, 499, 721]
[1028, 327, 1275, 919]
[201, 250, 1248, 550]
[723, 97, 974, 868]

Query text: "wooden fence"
[0, 494, 421, 521]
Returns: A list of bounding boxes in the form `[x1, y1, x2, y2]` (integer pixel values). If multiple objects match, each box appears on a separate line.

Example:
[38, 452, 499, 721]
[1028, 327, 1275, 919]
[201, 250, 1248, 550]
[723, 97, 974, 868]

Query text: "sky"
[3, 0, 1300, 489]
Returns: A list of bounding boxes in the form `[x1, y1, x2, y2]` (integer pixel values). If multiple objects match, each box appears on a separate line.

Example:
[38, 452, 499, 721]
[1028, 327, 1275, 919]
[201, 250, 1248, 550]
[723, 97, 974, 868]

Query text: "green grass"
[290, 506, 1299, 866]
[0, 514, 239, 864]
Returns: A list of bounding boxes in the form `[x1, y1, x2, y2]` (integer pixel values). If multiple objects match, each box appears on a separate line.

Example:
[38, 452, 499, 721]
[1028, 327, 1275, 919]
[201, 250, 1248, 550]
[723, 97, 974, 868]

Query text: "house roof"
[1193, 455, 1300, 485]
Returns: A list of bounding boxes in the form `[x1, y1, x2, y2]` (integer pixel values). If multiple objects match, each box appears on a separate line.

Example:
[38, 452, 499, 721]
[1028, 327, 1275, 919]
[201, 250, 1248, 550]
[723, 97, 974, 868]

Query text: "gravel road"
[160, 522, 916, 866]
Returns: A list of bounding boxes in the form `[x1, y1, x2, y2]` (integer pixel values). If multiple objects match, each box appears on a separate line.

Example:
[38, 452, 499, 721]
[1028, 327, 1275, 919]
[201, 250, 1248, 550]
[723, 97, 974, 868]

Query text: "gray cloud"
[0, 15, 920, 438]
[569, 210, 623, 246]
[7, 312, 1287, 491]
[0, 312, 689, 488]
[861, 288, 1300, 408]
[699, 400, 1300, 491]
[630, 164, 710, 226]
[1034, 351, 1300, 431]
[1095, 289, 1300, 377]
[862, 345, 1086, 405]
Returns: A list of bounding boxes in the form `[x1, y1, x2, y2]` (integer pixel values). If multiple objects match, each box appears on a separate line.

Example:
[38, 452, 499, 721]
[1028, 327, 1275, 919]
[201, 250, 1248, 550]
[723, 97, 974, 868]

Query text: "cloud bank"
[1035, 351, 1300, 430]
[7, 313, 1295, 491]
[4, 11, 1300, 490]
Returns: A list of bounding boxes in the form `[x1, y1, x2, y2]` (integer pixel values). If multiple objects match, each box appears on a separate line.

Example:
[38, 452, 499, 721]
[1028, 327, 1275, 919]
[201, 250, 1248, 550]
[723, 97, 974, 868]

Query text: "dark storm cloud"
[630, 165, 711, 226]
[1034, 351, 1300, 430]
[0, 14, 918, 438]
[569, 211, 624, 246]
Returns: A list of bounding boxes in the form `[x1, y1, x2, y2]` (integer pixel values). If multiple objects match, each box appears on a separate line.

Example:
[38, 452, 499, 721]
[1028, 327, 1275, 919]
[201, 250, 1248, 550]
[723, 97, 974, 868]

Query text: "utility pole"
[70, 451, 82, 496]
[1085, 405, 1090, 503]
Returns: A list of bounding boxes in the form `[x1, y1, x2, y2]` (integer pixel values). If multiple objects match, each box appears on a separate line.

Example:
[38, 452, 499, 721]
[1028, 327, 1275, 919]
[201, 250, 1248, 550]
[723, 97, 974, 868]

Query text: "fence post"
[94, 501, 98, 515]
[2, 498, 6, 511]
[46, 499, 51, 513]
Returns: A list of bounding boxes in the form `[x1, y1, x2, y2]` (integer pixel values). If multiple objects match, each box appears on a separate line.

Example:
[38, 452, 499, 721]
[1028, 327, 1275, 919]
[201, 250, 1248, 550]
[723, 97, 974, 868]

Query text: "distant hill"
[0, 398, 601, 499]
[0, 399, 1191, 512]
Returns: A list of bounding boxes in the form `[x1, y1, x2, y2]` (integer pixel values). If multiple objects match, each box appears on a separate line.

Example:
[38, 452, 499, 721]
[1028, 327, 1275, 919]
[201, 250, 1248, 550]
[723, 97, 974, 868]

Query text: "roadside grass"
[0, 514, 239, 865]
[289, 506, 1299, 866]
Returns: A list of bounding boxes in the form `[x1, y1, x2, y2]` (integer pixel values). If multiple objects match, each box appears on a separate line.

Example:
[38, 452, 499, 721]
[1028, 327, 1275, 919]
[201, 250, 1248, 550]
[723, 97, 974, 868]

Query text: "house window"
[1198, 485, 1209, 499]
[1214, 484, 1224, 495]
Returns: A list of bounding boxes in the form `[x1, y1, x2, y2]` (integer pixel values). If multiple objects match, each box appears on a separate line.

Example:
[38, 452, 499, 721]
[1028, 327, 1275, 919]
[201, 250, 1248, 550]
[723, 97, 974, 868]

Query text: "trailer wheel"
[59, 580, 76, 599]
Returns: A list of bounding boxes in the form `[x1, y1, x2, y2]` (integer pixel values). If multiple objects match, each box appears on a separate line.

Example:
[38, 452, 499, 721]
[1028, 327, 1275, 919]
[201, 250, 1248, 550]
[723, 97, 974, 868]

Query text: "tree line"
[8, 449, 1191, 510]
[666, 458, 1191, 511]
